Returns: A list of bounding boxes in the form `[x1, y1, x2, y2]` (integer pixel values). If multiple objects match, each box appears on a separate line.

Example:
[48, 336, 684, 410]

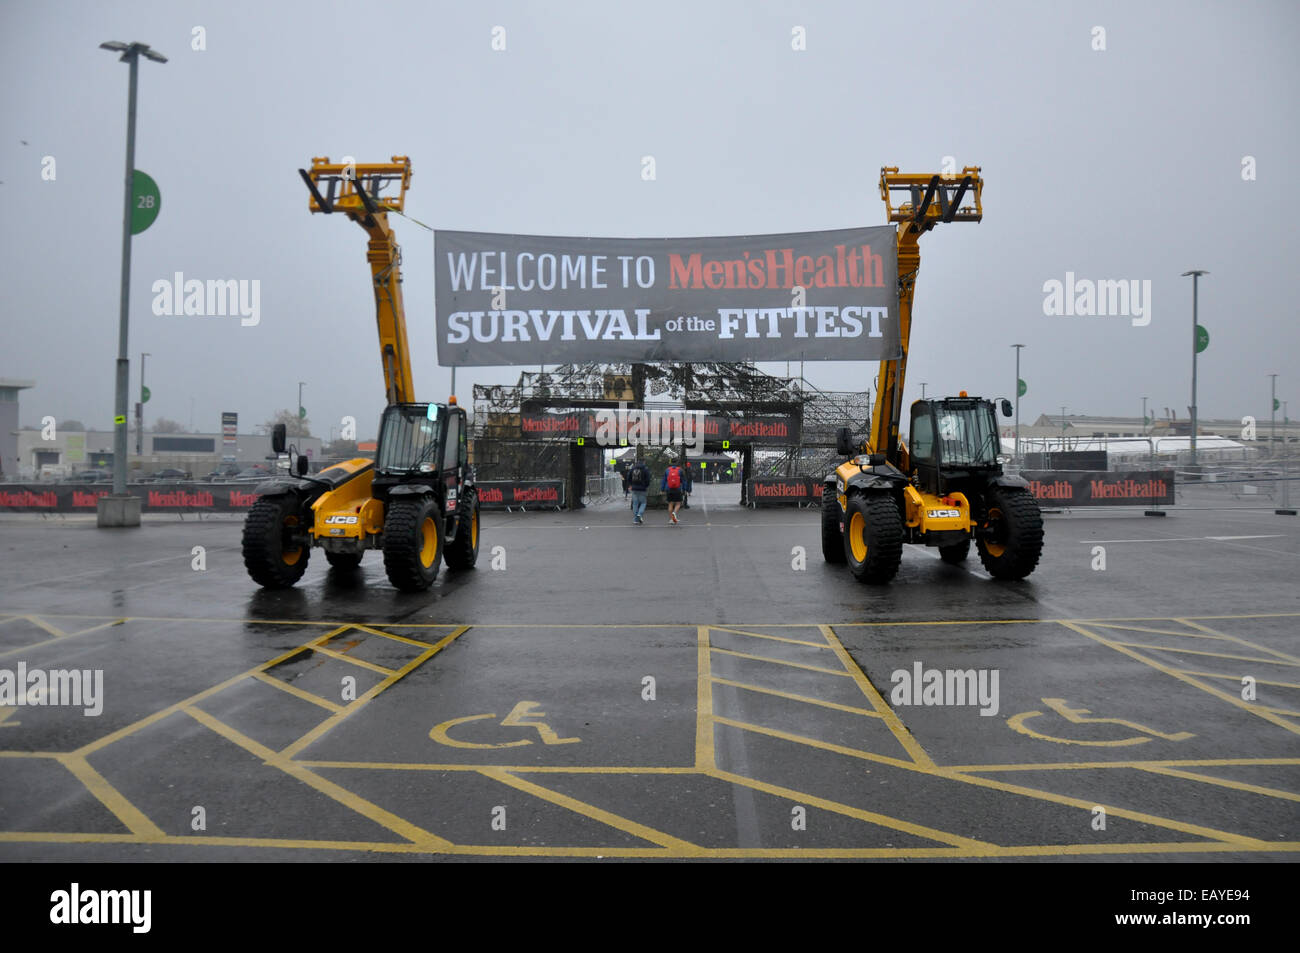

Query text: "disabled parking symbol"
[429, 700, 581, 749]
[1007, 697, 1194, 747]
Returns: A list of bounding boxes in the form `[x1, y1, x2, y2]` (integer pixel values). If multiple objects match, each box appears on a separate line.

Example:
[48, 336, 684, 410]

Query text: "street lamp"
[297, 381, 306, 435]
[919, 382, 928, 399]
[1011, 344, 1025, 464]
[1181, 270, 1208, 467]
[1269, 373, 1278, 457]
[98, 40, 166, 527]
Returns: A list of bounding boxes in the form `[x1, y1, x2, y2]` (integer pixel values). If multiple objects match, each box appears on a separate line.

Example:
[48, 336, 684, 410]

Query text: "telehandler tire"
[242, 496, 311, 588]
[976, 487, 1044, 580]
[843, 493, 903, 584]
[821, 484, 846, 564]
[383, 496, 443, 591]
[444, 494, 480, 571]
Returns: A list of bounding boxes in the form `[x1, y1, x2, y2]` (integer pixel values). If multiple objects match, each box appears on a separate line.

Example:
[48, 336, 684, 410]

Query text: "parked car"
[141, 468, 192, 482]
[206, 464, 242, 481]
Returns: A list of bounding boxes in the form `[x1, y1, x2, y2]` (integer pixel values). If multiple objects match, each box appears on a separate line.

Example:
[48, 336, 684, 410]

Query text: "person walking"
[662, 460, 685, 524]
[628, 457, 651, 524]
[621, 464, 631, 500]
[682, 462, 693, 509]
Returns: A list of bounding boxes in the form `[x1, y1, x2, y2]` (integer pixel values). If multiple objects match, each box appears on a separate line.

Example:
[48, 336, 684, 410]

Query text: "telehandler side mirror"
[1000, 399, 1013, 418]
[836, 427, 856, 457]
[296, 456, 309, 477]
[272, 424, 287, 454]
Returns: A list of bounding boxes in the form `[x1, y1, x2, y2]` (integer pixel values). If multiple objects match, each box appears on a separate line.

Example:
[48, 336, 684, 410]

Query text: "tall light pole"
[137, 351, 149, 456]
[98, 40, 166, 527]
[1060, 406, 1067, 443]
[1141, 396, 1148, 437]
[919, 382, 928, 399]
[1011, 344, 1024, 464]
[1182, 270, 1208, 467]
[298, 381, 306, 436]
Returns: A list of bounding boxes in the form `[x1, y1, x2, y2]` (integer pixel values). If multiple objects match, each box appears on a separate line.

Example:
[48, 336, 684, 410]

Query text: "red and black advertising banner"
[520, 408, 800, 446]
[748, 477, 820, 505]
[1021, 470, 1175, 506]
[476, 480, 566, 510]
[0, 483, 264, 513]
[435, 227, 900, 365]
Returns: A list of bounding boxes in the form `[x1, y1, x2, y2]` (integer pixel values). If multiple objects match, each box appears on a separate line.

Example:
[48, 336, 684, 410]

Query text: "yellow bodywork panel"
[310, 459, 380, 542]
[907, 489, 972, 534]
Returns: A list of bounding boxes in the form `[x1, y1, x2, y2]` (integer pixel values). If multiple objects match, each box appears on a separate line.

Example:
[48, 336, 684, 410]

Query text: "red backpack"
[667, 466, 681, 489]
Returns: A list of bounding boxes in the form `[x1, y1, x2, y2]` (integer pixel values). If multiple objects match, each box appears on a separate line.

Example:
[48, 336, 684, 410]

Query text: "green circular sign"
[1195, 325, 1209, 353]
[1017, 378, 1027, 398]
[141, 385, 151, 403]
[131, 170, 161, 234]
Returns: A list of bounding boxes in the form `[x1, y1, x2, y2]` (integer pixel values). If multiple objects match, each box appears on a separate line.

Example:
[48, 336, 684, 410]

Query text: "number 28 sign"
[131, 170, 161, 235]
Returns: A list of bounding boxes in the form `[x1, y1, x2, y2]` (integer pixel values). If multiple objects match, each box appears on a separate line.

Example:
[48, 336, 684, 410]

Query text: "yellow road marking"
[184, 705, 452, 849]
[345, 623, 436, 649]
[706, 625, 831, 648]
[430, 713, 529, 749]
[710, 646, 851, 677]
[279, 626, 469, 760]
[1177, 671, 1300, 690]
[713, 715, 919, 770]
[0, 830, 1296, 858]
[58, 754, 165, 839]
[250, 670, 343, 713]
[0, 708, 19, 728]
[1060, 620, 1300, 736]
[820, 624, 935, 769]
[1137, 765, 1300, 803]
[1085, 622, 1234, 640]
[1106, 641, 1300, 667]
[312, 645, 398, 675]
[710, 677, 883, 718]
[1175, 618, 1300, 665]
[947, 757, 1300, 773]
[1007, 697, 1194, 747]
[707, 767, 995, 849]
[695, 626, 715, 771]
[295, 761, 697, 773]
[925, 765, 1271, 847]
[24, 615, 66, 639]
[478, 767, 701, 852]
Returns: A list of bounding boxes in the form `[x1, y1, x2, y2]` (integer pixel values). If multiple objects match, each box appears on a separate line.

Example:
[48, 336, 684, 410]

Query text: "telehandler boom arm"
[299, 156, 416, 406]
[870, 167, 983, 467]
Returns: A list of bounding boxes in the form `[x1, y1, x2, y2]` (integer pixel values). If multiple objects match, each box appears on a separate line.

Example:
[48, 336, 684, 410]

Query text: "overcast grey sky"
[3, 0, 1297, 438]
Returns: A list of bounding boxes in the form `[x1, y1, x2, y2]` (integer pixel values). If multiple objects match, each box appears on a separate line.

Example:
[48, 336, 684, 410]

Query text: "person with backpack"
[628, 457, 651, 524]
[662, 461, 685, 524]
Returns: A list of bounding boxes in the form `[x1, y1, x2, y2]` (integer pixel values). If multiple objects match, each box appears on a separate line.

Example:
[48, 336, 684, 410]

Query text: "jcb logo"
[927, 509, 960, 519]
[324, 515, 358, 524]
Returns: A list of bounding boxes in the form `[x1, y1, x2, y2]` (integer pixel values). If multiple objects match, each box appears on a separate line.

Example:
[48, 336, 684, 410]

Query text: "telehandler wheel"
[383, 496, 443, 592]
[939, 539, 970, 564]
[977, 487, 1045, 580]
[444, 494, 480, 571]
[843, 493, 903, 584]
[821, 484, 846, 564]
[242, 496, 311, 588]
[325, 551, 363, 571]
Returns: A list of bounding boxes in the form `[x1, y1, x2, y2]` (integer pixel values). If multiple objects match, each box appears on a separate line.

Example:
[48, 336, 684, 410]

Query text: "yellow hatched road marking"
[1085, 622, 1234, 640]
[251, 670, 343, 713]
[279, 626, 469, 760]
[710, 676, 883, 717]
[1175, 618, 1300, 665]
[707, 767, 995, 849]
[296, 761, 696, 773]
[710, 646, 850, 677]
[706, 625, 831, 648]
[478, 767, 701, 852]
[713, 715, 919, 770]
[24, 616, 66, 639]
[820, 624, 935, 769]
[695, 626, 715, 771]
[1107, 641, 1300, 667]
[184, 705, 452, 849]
[1177, 671, 1300, 690]
[947, 757, 1300, 772]
[312, 645, 397, 676]
[345, 623, 436, 649]
[1136, 765, 1300, 803]
[1060, 621, 1300, 737]
[58, 754, 164, 839]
